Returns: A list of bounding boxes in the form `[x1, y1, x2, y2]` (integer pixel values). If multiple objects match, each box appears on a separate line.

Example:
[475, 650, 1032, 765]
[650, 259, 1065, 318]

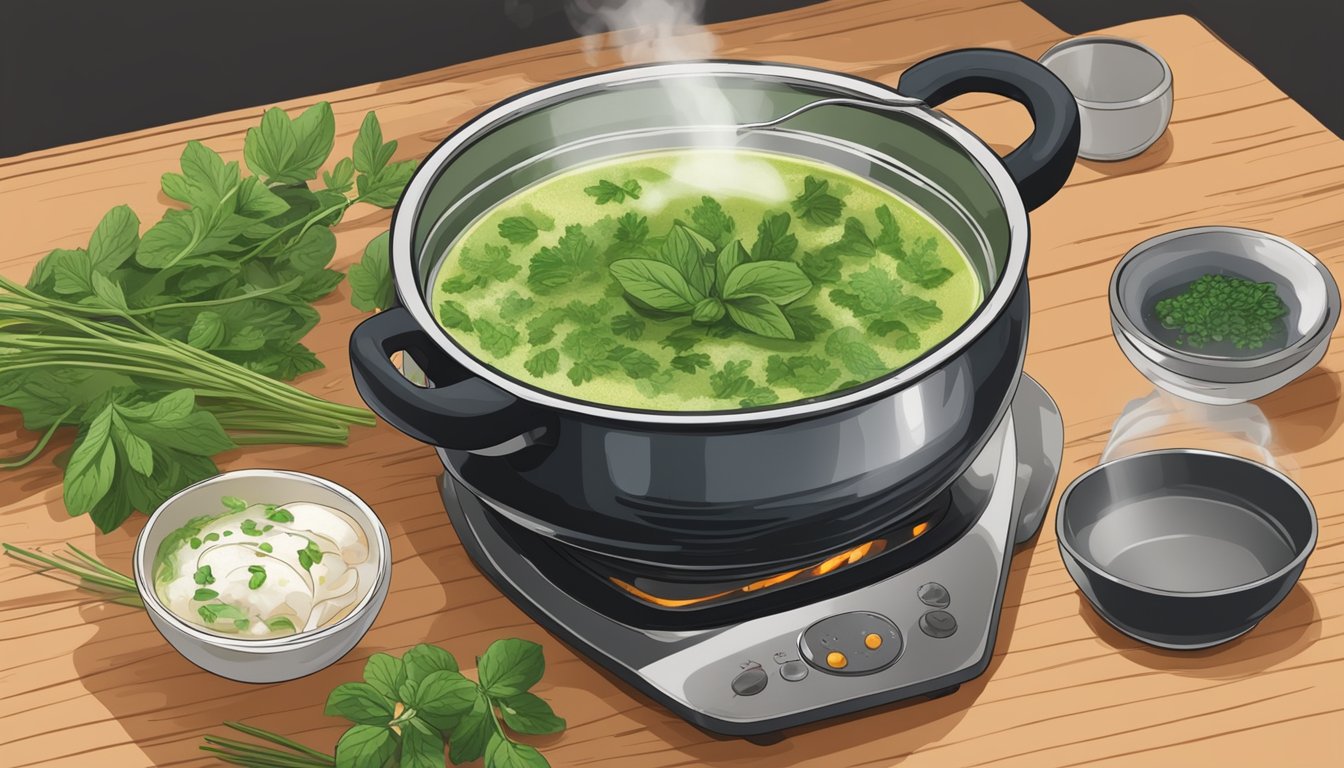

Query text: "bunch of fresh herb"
[1154, 273, 1288, 349]
[0, 103, 419, 532]
[2, 542, 142, 607]
[609, 217, 815, 340]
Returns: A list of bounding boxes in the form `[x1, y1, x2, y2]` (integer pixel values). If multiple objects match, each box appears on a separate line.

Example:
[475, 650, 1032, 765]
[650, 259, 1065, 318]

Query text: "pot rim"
[390, 59, 1030, 425]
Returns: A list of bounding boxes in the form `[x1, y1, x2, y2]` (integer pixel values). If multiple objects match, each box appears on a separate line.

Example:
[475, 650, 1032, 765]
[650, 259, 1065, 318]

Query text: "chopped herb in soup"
[430, 149, 982, 411]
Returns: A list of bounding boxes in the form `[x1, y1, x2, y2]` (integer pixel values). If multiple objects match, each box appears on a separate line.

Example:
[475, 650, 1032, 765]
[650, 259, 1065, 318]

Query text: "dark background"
[1, 0, 1338, 157]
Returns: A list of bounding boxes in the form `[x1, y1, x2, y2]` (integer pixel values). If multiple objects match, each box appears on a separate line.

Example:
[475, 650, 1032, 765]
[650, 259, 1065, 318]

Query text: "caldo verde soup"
[430, 149, 982, 411]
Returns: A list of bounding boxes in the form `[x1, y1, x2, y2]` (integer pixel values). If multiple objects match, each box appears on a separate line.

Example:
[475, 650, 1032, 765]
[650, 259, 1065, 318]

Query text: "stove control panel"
[799, 611, 902, 675]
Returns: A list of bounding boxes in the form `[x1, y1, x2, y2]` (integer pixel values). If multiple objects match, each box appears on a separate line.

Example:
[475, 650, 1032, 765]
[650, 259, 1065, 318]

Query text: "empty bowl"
[1110, 226, 1340, 404]
[1039, 36, 1172, 161]
[133, 469, 392, 683]
[1057, 450, 1316, 649]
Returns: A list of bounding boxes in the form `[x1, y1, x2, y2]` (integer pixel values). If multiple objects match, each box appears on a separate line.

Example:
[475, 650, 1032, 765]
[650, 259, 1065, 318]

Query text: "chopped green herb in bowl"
[1153, 273, 1289, 351]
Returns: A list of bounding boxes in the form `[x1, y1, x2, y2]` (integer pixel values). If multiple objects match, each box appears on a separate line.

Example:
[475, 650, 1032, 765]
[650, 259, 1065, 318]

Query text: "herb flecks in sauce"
[431, 149, 981, 411]
[154, 496, 374, 638]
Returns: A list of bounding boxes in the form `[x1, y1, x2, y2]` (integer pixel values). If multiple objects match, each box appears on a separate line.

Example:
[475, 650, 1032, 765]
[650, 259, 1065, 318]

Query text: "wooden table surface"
[3, 1, 1342, 765]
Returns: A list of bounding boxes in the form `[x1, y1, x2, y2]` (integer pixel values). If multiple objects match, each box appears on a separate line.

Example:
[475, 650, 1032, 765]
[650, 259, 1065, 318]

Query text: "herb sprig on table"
[201, 641, 566, 768]
[1, 102, 415, 533]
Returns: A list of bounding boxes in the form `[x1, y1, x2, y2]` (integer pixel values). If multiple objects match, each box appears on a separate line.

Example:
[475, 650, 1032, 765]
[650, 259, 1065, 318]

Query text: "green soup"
[430, 148, 982, 411]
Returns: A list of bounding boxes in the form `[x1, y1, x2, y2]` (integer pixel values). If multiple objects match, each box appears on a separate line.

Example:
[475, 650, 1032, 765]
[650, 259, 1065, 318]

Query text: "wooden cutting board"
[2, 1, 1341, 765]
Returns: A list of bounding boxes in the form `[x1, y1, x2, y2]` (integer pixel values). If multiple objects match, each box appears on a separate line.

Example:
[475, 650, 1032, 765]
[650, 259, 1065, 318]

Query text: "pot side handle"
[349, 306, 554, 453]
[898, 48, 1081, 211]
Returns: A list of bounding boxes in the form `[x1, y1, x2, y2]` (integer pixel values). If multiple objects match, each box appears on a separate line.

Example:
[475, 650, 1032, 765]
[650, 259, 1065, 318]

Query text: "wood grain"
[3, 1, 1342, 766]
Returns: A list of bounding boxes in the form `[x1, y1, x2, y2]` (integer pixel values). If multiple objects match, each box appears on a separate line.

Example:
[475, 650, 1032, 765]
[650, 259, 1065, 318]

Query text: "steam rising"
[566, 0, 788, 202]
[1102, 389, 1290, 470]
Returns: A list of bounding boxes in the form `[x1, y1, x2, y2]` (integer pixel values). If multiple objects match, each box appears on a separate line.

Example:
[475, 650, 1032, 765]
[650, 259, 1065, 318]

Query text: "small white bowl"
[1040, 36, 1173, 161]
[133, 469, 391, 683]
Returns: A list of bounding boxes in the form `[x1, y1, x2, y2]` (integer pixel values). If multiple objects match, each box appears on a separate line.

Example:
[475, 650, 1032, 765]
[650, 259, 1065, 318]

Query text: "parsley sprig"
[0, 104, 418, 533]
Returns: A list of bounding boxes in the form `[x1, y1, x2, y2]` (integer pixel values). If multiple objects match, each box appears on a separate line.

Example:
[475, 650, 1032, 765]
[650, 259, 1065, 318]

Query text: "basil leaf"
[246, 565, 267, 590]
[348, 232, 394, 312]
[750, 212, 798, 262]
[714, 239, 749, 294]
[499, 692, 567, 735]
[334, 724, 397, 768]
[655, 223, 714, 297]
[325, 682, 394, 725]
[478, 638, 546, 698]
[448, 695, 493, 764]
[485, 732, 550, 768]
[403, 643, 460, 682]
[721, 261, 812, 304]
[416, 669, 482, 720]
[87, 205, 140, 271]
[193, 565, 215, 585]
[692, 297, 726, 324]
[725, 295, 796, 339]
[62, 405, 117, 516]
[362, 653, 406, 703]
[400, 718, 446, 768]
[610, 259, 704, 312]
[826, 328, 889, 378]
[192, 588, 218, 601]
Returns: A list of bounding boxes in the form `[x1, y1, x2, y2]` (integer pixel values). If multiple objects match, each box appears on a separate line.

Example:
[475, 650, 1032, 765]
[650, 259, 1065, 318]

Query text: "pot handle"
[898, 48, 1081, 211]
[349, 306, 554, 453]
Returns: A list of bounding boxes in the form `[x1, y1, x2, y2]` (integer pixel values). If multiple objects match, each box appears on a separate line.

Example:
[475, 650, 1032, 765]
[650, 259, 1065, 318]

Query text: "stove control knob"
[917, 582, 951, 608]
[919, 610, 958, 638]
[779, 660, 809, 682]
[731, 665, 769, 696]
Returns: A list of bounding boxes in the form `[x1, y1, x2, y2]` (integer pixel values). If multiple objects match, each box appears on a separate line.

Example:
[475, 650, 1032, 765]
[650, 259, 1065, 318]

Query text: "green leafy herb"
[835, 217, 876, 258]
[198, 601, 247, 625]
[791, 175, 845, 226]
[528, 225, 601, 291]
[4, 104, 396, 532]
[351, 111, 419, 208]
[523, 349, 560, 378]
[765, 354, 841, 393]
[297, 539, 324, 572]
[607, 211, 650, 259]
[498, 293, 535, 322]
[498, 217, 541, 245]
[896, 237, 953, 288]
[474, 319, 521, 358]
[221, 495, 247, 513]
[687, 196, 736, 247]
[437, 300, 474, 331]
[826, 327, 889, 378]
[194, 565, 215, 585]
[800, 247, 842, 283]
[193, 588, 219, 601]
[669, 352, 712, 374]
[240, 519, 266, 536]
[583, 178, 642, 204]
[609, 219, 814, 341]
[750, 211, 798, 261]
[874, 205, 903, 255]
[829, 266, 942, 345]
[610, 313, 645, 340]
[708, 360, 778, 407]
[1155, 273, 1289, 349]
[258, 542, 274, 554]
[349, 232, 395, 312]
[247, 565, 267, 590]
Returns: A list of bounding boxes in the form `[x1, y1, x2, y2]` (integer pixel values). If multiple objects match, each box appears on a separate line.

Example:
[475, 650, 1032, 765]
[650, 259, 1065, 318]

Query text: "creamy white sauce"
[153, 500, 376, 638]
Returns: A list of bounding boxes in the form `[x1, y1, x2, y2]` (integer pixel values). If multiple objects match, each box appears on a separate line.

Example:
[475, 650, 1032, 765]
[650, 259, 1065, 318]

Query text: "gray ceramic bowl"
[1110, 226, 1340, 404]
[1057, 450, 1316, 649]
[1039, 36, 1172, 161]
[133, 469, 392, 683]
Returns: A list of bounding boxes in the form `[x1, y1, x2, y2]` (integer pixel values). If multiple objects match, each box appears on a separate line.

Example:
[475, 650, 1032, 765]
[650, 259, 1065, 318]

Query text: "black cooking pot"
[351, 51, 1080, 572]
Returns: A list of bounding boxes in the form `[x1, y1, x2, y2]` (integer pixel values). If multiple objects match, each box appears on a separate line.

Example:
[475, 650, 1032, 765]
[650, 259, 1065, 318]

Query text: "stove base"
[439, 376, 1062, 736]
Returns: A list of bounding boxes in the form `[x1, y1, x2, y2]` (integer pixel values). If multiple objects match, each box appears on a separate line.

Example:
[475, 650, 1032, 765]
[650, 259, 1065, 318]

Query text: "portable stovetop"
[439, 376, 1063, 736]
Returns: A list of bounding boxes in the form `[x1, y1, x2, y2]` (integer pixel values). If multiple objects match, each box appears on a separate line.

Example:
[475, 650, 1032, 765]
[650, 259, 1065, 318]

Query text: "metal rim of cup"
[1039, 35, 1173, 112]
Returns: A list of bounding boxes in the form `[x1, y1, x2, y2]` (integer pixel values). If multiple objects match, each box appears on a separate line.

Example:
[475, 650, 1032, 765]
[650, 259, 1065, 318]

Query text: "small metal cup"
[1040, 36, 1173, 161]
